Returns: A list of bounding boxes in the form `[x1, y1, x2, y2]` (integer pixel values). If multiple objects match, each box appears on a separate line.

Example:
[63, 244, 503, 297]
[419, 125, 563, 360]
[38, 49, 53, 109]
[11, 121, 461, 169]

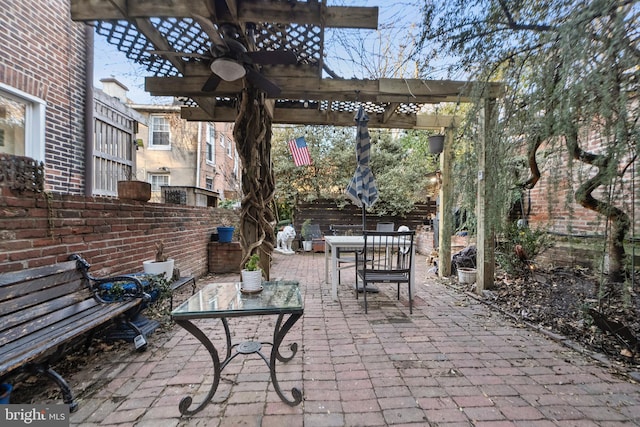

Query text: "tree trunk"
[566, 131, 629, 283]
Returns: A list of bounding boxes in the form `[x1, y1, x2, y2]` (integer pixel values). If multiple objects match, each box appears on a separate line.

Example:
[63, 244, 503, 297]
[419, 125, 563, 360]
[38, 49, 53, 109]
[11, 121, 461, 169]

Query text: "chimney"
[100, 78, 129, 103]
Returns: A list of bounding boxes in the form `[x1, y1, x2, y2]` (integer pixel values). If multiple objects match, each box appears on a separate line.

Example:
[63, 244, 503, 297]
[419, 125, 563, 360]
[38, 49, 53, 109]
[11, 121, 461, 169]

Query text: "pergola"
[70, 0, 502, 291]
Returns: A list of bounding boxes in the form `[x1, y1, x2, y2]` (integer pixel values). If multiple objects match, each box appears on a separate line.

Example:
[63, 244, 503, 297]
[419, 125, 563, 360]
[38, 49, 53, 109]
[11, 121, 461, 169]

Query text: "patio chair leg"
[363, 282, 368, 313]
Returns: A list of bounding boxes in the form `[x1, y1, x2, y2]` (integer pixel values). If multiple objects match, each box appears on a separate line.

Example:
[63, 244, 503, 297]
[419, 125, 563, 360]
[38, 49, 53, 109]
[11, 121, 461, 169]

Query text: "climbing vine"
[233, 88, 276, 277]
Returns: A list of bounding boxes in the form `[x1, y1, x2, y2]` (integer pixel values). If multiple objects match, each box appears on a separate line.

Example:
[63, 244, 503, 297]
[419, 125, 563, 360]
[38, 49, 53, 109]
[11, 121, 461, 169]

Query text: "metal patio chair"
[355, 230, 415, 314]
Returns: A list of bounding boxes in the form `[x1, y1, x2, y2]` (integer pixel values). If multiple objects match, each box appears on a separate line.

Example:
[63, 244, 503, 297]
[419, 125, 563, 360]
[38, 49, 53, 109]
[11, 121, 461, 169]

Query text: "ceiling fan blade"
[245, 68, 282, 97]
[202, 74, 222, 92]
[246, 50, 298, 65]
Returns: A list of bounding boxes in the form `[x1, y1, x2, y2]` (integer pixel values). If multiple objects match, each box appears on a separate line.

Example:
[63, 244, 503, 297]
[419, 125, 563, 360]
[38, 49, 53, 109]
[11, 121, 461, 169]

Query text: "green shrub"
[496, 222, 551, 277]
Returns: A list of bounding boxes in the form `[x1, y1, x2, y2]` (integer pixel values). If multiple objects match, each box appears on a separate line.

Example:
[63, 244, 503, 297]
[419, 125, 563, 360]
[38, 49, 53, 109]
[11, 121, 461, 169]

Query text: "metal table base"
[175, 312, 303, 415]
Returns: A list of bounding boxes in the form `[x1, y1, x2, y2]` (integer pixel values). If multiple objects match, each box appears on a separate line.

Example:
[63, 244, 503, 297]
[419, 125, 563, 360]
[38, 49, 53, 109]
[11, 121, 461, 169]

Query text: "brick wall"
[208, 242, 243, 273]
[0, 186, 240, 278]
[0, 1, 88, 195]
[526, 136, 639, 238]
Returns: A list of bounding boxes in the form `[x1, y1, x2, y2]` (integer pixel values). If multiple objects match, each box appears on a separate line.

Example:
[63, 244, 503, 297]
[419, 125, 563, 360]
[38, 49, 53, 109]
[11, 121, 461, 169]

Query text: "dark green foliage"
[417, 0, 639, 281]
[496, 222, 551, 277]
[272, 125, 439, 219]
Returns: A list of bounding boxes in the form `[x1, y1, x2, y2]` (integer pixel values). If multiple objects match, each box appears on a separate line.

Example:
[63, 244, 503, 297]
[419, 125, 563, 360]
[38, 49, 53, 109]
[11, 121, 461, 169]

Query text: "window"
[0, 84, 46, 162]
[233, 149, 239, 178]
[205, 177, 213, 190]
[149, 174, 169, 191]
[149, 115, 170, 148]
[206, 123, 215, 163]
[226, 137, 233, 157]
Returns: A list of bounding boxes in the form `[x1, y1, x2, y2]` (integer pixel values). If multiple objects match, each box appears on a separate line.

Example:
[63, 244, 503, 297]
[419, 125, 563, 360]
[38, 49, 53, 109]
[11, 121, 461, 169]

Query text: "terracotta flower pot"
[117, 181, 151, 201]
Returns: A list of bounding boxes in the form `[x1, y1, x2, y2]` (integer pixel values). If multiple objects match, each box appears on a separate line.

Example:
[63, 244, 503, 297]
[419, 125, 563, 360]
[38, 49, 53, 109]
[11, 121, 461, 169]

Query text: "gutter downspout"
[84, 25, 94, 197]
[196, 122, 202, 187]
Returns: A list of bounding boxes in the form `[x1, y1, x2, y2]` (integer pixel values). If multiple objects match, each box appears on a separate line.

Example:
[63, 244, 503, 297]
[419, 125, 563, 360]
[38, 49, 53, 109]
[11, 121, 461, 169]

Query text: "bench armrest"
[70, 254, 151, 303]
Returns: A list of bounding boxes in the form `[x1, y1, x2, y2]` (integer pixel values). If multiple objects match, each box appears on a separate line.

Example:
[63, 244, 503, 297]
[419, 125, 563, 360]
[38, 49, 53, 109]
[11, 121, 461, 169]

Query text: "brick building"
[0, 0, 88, 194]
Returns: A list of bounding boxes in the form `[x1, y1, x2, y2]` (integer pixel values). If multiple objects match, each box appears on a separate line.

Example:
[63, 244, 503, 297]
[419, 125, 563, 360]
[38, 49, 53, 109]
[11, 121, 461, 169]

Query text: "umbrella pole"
[362, 205, 366, 230]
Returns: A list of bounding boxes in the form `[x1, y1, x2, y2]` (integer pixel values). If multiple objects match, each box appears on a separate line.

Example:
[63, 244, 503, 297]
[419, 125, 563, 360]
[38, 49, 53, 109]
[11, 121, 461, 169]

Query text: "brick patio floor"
[63, 250, 639, 426]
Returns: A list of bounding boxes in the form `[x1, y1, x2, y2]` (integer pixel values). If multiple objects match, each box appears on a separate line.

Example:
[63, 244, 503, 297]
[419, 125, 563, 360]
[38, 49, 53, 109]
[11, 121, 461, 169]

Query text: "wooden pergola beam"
[70, 0, 378, 29]
[146, 76, 503, 104]
[181, 106, 456, 130]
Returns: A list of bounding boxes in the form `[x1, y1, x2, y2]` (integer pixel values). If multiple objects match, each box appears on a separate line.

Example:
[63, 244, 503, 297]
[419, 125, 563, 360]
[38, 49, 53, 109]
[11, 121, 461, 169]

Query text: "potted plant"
[428, 134, 445, 154]
[217, 224, 235, 243]
[301, 219, 313, 252]
[240, 253, 263, 292]
[143, 241, 175, 280]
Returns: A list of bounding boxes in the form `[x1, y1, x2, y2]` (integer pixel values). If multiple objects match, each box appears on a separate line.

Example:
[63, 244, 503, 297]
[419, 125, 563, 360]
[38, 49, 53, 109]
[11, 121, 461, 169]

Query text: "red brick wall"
[526, 135, 639, 238]
[208, 242, 243, 273]
[0, 0, 88, 195]
[0, 186, 240, 278]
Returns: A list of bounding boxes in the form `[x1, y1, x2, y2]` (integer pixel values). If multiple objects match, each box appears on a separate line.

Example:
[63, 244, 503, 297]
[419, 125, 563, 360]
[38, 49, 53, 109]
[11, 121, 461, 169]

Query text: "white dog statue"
[275, 225, 296, 255]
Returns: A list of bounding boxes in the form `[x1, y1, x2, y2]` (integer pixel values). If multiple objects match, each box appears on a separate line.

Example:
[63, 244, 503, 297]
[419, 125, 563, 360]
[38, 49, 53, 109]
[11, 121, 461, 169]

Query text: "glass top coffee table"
[171, 280, 304, 415]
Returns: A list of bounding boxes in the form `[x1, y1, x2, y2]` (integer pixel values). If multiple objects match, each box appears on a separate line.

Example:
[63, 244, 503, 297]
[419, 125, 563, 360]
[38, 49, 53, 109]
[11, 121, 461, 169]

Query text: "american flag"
[288, 137, 312, 166]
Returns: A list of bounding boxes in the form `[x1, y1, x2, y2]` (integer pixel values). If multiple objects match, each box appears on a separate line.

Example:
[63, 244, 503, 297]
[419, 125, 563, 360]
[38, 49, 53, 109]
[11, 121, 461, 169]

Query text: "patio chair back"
[375, 222, 395, 232]
[330, 224, 364, 283]
[356, 230, 415, 314]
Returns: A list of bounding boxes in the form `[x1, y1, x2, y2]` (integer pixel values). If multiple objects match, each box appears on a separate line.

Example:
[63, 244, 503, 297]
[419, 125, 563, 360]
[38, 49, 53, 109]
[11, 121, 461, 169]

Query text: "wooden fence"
[292, 199, 435, 235]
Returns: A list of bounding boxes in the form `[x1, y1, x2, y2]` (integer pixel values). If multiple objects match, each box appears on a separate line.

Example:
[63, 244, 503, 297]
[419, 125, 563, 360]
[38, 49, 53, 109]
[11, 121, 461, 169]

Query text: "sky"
[92, 1, 424, 104]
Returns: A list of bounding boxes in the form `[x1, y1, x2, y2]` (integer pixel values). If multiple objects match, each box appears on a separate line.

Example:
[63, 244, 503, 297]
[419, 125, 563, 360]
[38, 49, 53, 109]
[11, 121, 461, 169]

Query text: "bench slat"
[0, 275, 87, 319]
[0, 298, 139, 373]
[0, 290, 90, 342]
[0, 260, 78, 287]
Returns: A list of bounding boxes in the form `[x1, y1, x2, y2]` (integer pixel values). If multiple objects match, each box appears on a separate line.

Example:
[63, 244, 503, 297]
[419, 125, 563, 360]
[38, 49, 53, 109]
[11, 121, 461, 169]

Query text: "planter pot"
[143, 258, 175, 280]
[302, 240, 313, 252]
[217, 226, 235, 243]
[241, 269, 262, 291]
[457, 267, 476, 284]
[0, 383, 12, 404]
[428, 135, 445, 154]
[117, 180, 151, 201]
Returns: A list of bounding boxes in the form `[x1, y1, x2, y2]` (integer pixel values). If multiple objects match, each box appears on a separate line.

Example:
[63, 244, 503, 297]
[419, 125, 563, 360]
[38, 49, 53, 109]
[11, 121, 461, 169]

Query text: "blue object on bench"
[97, 273, 161, 303]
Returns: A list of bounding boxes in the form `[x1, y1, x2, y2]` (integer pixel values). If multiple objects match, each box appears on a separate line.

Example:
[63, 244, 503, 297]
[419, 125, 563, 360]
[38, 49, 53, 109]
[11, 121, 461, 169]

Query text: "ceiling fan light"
[210, 58, 246, 81]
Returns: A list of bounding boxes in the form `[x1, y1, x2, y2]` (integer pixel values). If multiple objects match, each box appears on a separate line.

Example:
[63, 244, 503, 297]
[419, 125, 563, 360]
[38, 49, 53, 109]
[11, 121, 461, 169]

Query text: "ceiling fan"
[150, 23, 297, 97]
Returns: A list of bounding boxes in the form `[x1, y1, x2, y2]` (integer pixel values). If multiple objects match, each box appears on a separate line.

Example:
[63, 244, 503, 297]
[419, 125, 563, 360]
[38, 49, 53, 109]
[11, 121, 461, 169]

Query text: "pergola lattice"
[71, 0, 502, 290]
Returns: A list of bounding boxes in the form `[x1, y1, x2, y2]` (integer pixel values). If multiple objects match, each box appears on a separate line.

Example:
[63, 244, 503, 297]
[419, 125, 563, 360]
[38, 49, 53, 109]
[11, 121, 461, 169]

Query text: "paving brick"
[26, 251, 636, 427]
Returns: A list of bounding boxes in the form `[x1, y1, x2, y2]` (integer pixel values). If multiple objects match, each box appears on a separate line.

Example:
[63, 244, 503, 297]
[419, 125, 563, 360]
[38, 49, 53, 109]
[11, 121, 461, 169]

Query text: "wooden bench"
[0, 254, 152, 412]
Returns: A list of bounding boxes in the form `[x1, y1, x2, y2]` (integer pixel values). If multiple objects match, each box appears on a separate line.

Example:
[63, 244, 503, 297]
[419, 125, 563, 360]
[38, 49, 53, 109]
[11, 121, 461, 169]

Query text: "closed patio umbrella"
[346, 106, 378, 229]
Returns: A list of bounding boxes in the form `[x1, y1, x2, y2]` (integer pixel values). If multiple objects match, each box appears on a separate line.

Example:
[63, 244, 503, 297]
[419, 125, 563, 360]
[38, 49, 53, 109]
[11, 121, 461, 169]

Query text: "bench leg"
[30, 364, 79, 413]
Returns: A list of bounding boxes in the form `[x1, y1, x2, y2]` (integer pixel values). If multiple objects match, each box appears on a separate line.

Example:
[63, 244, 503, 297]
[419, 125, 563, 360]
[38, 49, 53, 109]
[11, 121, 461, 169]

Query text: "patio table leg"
[269, 312, 303, 405]
[174, 313, 303, 415]
[174, 319, 221, 416]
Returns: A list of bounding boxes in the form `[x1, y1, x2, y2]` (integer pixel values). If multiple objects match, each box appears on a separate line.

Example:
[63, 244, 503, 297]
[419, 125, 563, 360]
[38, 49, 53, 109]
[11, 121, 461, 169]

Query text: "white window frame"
[149, 115, 171, 149]
[0, 83, 46, 162]
[233, 149, 239, 177]
[149, 173, 169, 191]
[206, 123, 215, 164]
[226, 136, 233, 158]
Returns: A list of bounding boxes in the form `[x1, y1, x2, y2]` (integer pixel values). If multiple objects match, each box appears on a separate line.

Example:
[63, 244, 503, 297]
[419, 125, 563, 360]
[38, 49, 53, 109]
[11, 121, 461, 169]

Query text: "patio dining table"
[324, 235, 416, 301]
